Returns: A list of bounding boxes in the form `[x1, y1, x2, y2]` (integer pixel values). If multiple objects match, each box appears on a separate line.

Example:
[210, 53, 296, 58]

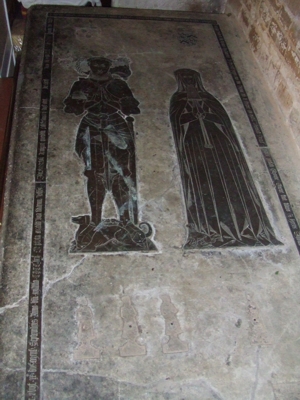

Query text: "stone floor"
[1, 6, 300, 400]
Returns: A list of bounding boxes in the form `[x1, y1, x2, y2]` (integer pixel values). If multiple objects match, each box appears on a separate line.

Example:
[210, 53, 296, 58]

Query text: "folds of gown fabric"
[170, 68, 282, 249]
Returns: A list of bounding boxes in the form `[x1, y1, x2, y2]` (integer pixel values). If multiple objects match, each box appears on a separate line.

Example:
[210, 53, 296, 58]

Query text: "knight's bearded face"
[89, 59, 111, 76]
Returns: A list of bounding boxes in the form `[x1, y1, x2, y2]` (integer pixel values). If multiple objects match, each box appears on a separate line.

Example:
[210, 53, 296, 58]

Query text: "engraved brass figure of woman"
[170, 68, 281, 248]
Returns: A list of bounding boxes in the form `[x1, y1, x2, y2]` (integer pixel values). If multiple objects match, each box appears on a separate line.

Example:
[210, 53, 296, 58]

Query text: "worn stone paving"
[1, 6, 300, 400]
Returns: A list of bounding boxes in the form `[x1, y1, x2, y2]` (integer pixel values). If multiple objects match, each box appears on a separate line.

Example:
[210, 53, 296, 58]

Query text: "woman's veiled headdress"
[174, 69, 206, 92]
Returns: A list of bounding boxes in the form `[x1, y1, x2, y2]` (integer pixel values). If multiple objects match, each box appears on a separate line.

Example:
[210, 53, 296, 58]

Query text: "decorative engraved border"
[24, 11, 300, 400]
[212, 24, 300, 252]
[25, 15, 54, 400]
[213, 25, 267, 147]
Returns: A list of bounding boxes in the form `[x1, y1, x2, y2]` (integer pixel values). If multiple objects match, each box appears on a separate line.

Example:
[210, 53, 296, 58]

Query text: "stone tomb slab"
[1, 6, 300, 400]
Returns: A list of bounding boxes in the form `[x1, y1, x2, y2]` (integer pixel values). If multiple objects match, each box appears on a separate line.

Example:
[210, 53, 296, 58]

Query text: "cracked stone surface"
[1, 6, 300, 400]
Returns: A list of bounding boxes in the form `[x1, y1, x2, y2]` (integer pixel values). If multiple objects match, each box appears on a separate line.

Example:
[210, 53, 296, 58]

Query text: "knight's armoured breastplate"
[87, 99, 116, 116]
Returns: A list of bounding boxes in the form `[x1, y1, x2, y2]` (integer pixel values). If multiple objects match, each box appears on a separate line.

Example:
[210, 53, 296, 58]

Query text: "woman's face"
[180, 71, 195, 86]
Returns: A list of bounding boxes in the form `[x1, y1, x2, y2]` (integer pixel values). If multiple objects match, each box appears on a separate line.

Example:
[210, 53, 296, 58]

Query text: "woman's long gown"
[170, 69, 281, 248]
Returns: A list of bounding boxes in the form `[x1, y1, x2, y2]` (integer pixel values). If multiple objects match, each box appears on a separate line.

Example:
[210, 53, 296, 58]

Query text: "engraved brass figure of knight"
[64, 57, 155, 252]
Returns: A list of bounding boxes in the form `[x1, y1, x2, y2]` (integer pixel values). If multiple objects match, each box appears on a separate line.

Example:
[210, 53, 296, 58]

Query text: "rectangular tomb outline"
[24, 11, 300, 400]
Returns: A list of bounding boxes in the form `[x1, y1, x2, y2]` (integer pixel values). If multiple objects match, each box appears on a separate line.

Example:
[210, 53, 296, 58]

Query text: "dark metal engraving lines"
[47, 11, 300, 250]
[170, 68, 282, 249]
[64, 57, 156, 252]
[25, 16, 54, 400]
[24, 11, 300, 400]
[213, 24, 300, 253]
